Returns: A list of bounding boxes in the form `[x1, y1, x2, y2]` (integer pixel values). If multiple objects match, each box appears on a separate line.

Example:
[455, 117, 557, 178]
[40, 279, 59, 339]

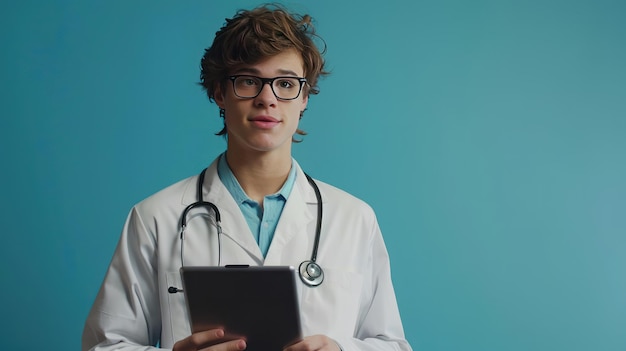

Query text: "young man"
[83, 5, 412, 351]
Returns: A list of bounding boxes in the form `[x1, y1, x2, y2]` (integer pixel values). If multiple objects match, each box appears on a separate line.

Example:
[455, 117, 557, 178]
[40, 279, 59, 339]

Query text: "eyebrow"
[233, 67, 301, 77]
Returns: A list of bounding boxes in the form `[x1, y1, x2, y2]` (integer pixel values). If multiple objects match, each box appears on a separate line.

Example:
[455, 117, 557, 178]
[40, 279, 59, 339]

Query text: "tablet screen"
[180, 265, 303, 350]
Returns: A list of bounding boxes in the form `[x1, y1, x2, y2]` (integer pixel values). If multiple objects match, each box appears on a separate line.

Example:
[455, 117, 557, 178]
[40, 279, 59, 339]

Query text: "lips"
[249, 115, 280, 129]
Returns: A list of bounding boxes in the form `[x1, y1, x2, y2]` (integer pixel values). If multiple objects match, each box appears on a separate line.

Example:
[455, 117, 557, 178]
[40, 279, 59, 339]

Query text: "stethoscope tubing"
[304, 173, 322, 263]
[178, 166, 324, 287]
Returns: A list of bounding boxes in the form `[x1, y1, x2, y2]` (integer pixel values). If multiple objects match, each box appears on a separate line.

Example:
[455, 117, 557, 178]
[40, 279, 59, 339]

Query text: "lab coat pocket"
[166, 271, 191, 342]
[300, 268, 363, 337]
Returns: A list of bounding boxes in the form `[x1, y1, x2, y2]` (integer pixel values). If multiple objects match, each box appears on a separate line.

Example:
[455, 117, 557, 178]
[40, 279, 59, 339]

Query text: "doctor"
[83, 5, 412, 351]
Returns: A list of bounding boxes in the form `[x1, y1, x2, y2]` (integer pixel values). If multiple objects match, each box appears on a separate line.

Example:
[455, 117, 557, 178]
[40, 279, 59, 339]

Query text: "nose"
[254, 82, 278, 106]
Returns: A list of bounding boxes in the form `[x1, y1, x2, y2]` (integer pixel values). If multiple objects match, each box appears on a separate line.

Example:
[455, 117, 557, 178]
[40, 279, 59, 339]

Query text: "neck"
[224, 149, 292, 204]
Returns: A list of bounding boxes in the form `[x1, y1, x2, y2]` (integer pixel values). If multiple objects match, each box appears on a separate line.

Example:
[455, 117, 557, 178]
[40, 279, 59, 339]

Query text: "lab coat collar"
[180, 157, 320, 264]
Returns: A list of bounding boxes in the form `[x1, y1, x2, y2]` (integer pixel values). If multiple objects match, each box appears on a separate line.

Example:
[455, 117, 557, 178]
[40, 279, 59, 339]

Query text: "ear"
[300, 94, 308, 112]
[214, 84, 225, 109]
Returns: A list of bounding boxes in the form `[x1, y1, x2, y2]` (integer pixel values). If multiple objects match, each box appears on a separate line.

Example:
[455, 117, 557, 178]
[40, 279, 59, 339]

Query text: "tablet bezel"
[180, 265, 303, 350]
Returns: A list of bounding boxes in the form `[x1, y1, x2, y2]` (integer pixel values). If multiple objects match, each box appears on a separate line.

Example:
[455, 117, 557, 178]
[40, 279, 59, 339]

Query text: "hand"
[173, 328, 247, 351]
[283, 335, 341, 351]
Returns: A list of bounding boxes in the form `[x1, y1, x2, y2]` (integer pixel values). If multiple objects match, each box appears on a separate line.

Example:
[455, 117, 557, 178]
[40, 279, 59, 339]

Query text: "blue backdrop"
[1, 1, 625, 350]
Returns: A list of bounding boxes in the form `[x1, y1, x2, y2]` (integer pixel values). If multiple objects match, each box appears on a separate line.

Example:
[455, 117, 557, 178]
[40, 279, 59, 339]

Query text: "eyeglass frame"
[228, 75, 308, 101]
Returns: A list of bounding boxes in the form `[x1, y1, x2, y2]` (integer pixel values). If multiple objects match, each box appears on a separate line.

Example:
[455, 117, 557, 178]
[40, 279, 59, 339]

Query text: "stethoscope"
[177, 167, 325, 288]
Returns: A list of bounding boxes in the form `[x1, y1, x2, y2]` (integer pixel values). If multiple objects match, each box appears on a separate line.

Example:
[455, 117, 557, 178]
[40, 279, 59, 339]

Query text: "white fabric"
[82, 157, 412, 351]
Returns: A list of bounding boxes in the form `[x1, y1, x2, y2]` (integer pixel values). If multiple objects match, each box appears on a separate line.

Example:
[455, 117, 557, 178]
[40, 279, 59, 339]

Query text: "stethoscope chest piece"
[299, 260, 324, 287]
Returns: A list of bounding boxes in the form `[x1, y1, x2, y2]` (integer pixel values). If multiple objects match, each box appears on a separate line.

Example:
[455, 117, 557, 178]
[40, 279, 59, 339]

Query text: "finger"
[199, 338, 247, 351]
[174, 329, 225, 351]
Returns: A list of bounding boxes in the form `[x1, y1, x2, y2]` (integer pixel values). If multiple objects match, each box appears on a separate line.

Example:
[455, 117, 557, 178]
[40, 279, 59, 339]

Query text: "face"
[214, 49, 308, 156]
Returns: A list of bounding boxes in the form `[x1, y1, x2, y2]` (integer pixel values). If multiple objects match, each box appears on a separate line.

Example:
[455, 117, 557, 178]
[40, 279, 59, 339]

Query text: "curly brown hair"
[199, 4, 328, 138]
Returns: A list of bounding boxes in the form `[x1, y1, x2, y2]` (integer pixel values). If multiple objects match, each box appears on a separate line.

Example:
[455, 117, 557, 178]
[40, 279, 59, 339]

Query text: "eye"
[276, 78, 297, 89]
[242, 78, 258, 86]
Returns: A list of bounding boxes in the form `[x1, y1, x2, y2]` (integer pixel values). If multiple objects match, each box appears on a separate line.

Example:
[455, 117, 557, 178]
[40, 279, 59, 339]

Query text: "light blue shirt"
[217, 154, 297, 257]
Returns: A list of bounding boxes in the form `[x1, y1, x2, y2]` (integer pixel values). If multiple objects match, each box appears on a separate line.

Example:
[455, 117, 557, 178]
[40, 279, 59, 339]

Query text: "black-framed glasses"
[228, 75, 307, 100]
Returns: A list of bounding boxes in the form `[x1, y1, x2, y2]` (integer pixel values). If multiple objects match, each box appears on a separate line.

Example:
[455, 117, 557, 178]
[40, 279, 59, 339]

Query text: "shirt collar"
[217, 152, 297, 205]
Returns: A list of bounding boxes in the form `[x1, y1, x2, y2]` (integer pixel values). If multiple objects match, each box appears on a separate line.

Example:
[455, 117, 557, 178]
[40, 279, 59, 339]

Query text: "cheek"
[288, 107, 303, 125]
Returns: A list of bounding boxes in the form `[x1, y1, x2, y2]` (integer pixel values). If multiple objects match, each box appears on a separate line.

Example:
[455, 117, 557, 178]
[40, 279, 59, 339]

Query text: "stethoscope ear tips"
[299, 260, 324, 287]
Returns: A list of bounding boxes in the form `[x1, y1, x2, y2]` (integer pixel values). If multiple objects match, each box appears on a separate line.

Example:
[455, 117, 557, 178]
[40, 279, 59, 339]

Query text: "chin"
[248, 138, 291, 153]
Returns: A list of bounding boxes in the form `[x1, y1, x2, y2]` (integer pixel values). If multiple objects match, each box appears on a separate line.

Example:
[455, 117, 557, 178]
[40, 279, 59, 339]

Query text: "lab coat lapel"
[215, 196, 264, 262]
[264, 166, 316, 265]
[184, 159, 263, 262]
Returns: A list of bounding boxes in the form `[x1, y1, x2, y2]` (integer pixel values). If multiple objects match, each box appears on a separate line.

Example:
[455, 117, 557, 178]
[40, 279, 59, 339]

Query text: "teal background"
[1, 0, 625, 350]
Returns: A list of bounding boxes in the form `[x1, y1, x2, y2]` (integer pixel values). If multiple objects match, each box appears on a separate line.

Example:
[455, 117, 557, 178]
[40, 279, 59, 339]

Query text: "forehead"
[232, 49, 305, 77]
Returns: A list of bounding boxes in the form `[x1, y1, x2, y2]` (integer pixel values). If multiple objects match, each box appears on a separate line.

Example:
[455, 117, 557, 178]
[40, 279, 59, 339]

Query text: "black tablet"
[180, 265, 303, 350]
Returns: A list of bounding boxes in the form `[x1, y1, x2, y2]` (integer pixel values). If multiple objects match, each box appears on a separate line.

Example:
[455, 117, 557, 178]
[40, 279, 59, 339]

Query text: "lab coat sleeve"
[82, 207, 163, 351]
[335, 221, 412, 351]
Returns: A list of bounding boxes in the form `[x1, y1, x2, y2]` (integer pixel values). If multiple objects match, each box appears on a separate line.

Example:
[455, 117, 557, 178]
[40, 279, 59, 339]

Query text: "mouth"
[249, 115, 280, 129]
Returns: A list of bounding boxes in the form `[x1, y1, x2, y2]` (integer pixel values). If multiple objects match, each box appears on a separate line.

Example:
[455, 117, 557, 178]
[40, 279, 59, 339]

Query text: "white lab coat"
[83, 157, 412, 351]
